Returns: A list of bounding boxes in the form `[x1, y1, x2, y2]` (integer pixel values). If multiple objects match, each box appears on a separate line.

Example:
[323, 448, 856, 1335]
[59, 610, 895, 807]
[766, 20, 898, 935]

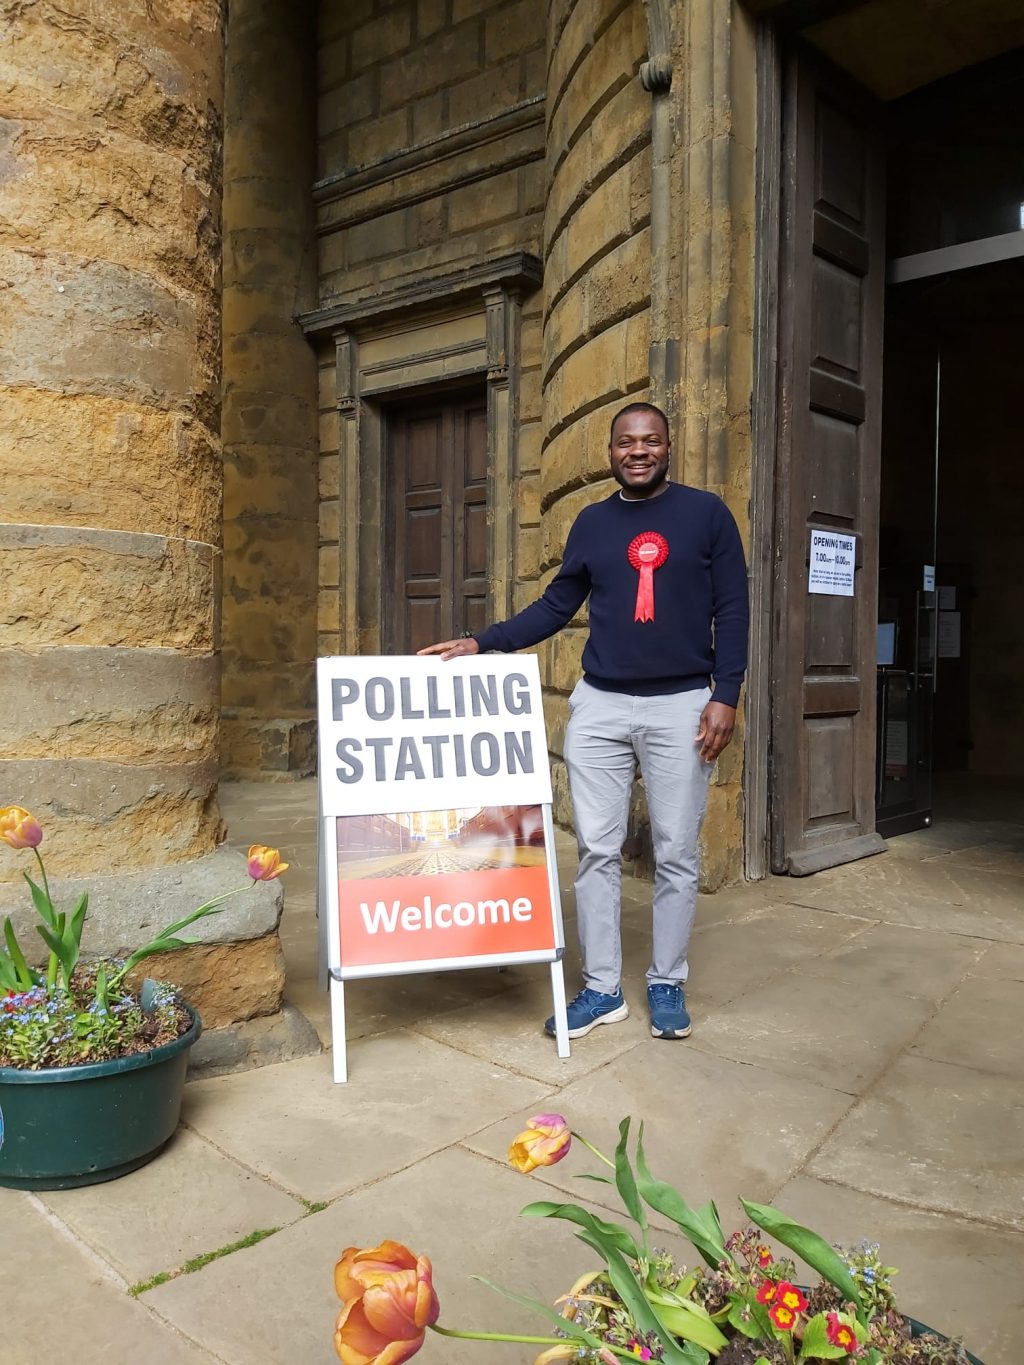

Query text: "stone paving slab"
[181, 1036, 551, 1202]
[144, 1144, 621, 1365]
[784, 856, 1024, 941]
[466, 1038, 854, 1222]
[4, 1191, 216, 1364]
[969, 939, 1024, 981]
[793, 920, 985, 998]
[692, 967, 937, 1095]
[772, 1175, 1024, 1365]
[323, 962, 532, 1039]
[921, 843, 1024, 875]
[809, 1053, 1024, 1230]
[415, 982, 648, 1086]
[966, 939, 1024, 982]
[38, 1126, 306, 1283]
[911, 976, 1024, 1080]
[686, 901, 874, 1004]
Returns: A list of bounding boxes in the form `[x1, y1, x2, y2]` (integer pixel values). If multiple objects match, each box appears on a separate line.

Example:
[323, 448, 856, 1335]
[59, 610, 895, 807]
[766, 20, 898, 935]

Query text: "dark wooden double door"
[384, 394, 489, 654]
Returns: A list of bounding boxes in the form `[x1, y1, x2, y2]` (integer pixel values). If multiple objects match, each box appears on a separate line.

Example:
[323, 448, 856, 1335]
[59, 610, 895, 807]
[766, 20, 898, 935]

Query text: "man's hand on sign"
[696, 700, 736, 764]
[416, 636, 481, 662]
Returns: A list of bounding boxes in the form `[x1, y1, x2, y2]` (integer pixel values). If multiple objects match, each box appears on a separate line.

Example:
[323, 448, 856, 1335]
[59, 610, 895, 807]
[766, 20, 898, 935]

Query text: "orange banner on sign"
[337, 865, 555, 968]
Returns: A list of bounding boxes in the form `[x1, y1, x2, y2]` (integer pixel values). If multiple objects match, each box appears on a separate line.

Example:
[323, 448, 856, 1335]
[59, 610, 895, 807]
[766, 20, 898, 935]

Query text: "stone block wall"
[539, 0, 653, 830]
[310, 0, 752, 888]
[220, 0, 321, 780]
[315, 0, 548, 643]
[317, 0, 545, 305]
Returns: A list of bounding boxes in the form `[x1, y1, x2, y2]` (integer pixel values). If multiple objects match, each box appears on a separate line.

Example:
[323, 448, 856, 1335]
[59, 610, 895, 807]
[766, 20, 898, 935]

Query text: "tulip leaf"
[67, 893, 88, 949]
[4, 917, 39, 988]
[615, 1117, 647, 1232]
[635, 1129, 727, 1269]
[574, 1173, 614, 1186]
[94, 963, 109, 1013]
[121, 937, 196, 974]
[35, 923, 66, 963]
[472, 1275, 608, 1353]
[654, 1299, 730, 1354]
[520, 1201, 640, 1261]
[739, 1200, 865, 1325]
[0, 953, 19, 991]
[155, 891, 240, 942]
[56, 892, 88, 981]
[574, 1233, 709, 1365]
[24, 873, 57, 928]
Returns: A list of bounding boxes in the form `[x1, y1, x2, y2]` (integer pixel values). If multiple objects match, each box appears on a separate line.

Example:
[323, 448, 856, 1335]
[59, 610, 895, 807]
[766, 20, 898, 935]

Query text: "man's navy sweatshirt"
[474, 483, 749, 707]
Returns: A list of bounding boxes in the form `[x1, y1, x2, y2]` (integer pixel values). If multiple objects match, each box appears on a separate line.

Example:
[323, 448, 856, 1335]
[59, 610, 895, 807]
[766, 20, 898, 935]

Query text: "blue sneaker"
[647, 983, 691, 1039]
[545, 987, 629, 1039]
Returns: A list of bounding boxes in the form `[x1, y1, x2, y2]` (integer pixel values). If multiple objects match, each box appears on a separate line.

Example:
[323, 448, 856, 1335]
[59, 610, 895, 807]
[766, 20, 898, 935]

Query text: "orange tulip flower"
[334, 1241, 439, 1365]
[0, 806, 43, 850]
[246, 845, 288, 881]
[508, 1113, 572, 1173]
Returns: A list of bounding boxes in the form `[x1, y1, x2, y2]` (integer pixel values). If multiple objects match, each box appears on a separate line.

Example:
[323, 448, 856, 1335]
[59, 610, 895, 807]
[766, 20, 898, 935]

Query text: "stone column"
[0, 0, 282, 1023]
[220, 0, 320, 779]
[668, 0, 758, 886]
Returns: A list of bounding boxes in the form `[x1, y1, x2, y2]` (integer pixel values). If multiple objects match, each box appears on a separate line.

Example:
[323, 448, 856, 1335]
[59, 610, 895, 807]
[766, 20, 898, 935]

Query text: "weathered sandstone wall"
[220, 0, 321, 779]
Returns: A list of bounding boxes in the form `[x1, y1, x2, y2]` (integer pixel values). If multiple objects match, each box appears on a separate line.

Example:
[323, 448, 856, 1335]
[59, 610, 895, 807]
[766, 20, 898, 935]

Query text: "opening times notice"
[808, 529, 856, 597]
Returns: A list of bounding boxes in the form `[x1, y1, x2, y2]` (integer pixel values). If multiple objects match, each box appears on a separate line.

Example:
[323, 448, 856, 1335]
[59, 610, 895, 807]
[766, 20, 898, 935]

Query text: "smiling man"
[419, 401, 749, 1042]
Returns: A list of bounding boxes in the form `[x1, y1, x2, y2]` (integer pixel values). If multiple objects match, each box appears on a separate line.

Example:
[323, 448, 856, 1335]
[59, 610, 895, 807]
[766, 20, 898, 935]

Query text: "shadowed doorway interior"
[876, 53, 1024, 841]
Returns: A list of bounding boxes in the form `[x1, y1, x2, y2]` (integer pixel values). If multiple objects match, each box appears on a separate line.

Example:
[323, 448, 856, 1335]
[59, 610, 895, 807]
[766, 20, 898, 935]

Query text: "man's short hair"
[609, 401, 670, 445]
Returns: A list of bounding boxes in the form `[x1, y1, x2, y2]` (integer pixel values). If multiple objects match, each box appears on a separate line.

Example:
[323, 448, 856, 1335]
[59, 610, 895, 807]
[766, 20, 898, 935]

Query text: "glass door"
[875, 294, 939, 835]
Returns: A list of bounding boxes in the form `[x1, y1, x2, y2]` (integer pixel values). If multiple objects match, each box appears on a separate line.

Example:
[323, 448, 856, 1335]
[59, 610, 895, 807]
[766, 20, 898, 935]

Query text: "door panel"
[386, 394, 489, 654]
[457, 403, 489, 637]
[771, 48, 887, 876]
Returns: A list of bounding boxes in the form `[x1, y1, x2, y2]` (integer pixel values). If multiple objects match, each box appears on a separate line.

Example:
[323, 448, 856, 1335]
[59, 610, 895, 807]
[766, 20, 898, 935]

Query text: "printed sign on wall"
[808, 529, 856, 596]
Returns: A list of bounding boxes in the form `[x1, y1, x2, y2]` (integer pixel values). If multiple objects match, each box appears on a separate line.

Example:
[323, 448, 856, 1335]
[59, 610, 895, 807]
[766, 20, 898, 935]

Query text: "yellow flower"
[508, 1114, 571, 1172]
[246, 845, 288, 881]
[0, 806, 43, 850]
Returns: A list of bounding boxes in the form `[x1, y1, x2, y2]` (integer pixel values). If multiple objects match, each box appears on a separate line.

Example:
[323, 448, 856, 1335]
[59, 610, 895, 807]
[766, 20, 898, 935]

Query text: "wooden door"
[771, 48, 887, 875]
[385, 394, 489, 653]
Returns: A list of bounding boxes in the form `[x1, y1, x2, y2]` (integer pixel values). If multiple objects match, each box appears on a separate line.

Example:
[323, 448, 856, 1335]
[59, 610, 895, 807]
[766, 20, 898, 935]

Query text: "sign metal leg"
[549, 959, 571, 1059]
[330, 975, 348, 1083]
[316, 790, 328, 993]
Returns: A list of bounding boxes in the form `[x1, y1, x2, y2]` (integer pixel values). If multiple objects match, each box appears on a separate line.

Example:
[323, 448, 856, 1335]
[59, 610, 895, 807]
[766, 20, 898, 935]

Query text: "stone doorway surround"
[299, 253, 541, 656]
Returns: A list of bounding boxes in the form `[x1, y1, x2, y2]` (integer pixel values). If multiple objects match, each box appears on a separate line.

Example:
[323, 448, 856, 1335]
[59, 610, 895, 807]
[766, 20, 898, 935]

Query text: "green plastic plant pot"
[0, 1006, 201, 1190]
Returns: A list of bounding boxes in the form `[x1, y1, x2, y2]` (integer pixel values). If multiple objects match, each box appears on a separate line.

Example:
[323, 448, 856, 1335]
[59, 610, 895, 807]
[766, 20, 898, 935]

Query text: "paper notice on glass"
[808, 529, 856, 596]
[938, 611, 961, 658]
[885, 719, 909, 778]
[938, 585, 956, 609]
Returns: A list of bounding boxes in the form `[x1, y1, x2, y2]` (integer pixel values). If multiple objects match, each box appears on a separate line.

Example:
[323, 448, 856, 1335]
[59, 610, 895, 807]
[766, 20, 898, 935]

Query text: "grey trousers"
[563, 680, 713, 995]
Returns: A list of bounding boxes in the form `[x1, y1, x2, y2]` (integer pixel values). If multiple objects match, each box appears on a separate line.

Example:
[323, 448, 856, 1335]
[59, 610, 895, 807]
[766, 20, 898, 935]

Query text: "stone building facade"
[300, 0, 756, 887]
[3, 0, 1022, 1025]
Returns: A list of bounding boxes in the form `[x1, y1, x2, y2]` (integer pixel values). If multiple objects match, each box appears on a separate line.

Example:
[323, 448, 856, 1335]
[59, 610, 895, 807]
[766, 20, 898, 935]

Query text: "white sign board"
[317, 655, 553, 816]
[808, 529, 856, 596]
[315, 655, 568, 1082]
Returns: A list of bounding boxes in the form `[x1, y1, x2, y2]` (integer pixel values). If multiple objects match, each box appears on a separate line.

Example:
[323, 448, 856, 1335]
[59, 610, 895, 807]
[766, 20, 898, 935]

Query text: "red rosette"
[627, 531, 669, 622]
